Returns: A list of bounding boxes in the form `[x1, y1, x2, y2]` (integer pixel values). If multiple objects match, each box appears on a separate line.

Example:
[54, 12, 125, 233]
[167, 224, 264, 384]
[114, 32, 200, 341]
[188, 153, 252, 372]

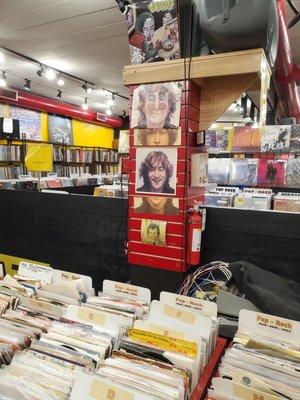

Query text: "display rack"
[0, 138, 119, 177]
[123, 48, 271, 292]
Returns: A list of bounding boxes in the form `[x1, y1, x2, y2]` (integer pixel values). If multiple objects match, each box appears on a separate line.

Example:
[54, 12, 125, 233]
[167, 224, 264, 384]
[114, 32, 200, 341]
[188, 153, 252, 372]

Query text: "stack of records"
[274, 192, 300, 213]
[233, 188, 273, 210]
[207, 310, 300, 399]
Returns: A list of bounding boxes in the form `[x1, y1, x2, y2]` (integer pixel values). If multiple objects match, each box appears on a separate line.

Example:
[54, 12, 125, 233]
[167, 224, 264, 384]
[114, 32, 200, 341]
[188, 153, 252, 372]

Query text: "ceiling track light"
[57, 89, 62, 99]
[24, 78, 31, 91]
[0, 71, 7, 87]
[82, 81, 88, 92]
[82, 97, 88, 110]
[106, 107, 112, 116]
[45, 68, 56, 81]
[57, 74, 64, 86]
[36, 64, 44, 77]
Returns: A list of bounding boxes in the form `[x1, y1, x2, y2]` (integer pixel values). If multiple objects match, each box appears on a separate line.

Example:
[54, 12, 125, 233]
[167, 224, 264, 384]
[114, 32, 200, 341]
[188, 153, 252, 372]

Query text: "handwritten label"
[18, 261, 53, 284]
[233, 382, 278, 400]
[77, 307, 106, 326]
[90, 380, 134, 400]
[164, 304, 196, 325]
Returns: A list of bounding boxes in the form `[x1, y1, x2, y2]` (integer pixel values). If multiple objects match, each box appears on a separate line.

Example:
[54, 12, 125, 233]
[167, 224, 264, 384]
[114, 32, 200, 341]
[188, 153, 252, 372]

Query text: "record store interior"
[0, 1, 299, 399]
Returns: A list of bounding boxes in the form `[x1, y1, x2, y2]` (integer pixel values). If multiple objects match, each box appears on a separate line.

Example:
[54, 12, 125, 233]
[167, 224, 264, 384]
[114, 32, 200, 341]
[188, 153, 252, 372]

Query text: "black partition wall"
[0, 190, 129, 290]
[200, 207, 300, 283]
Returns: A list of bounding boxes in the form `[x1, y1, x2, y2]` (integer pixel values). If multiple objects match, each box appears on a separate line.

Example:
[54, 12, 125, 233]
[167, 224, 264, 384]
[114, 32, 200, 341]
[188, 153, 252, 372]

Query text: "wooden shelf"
[123, 48, 268, 86]
[123, 48, 271, 131]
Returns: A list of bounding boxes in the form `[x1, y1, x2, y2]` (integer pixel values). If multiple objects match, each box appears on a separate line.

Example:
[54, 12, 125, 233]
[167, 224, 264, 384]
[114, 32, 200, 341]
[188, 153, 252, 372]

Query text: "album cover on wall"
[118, 130, 130, 154]
[135, 147, 177, 195]
[124, 0, 180, 64]
[260, 125, 291, 153]
[134, 196, 179, 215]
[289, 124, 300, 153]
[131, 82, 182, 129]
[141, 219, 167, 246]
[205, 127, 233, 152]
[48, 114, 73, 144]
[11, 106, 41, 141]
[229, 158, 259, 186]
[208, 158, 231, 185]
[191, 153, 208, 186]
[286, 158, 300, 188]
[134, 128, 181, 146]
[232, 126, 261, 152]
[257, 159, 286, 187]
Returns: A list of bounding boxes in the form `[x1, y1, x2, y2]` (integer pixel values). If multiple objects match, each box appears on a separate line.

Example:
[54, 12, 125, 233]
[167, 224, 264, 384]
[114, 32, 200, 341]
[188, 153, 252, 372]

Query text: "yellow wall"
[72, 119, 114, 148]
[1, 105, 114, 149]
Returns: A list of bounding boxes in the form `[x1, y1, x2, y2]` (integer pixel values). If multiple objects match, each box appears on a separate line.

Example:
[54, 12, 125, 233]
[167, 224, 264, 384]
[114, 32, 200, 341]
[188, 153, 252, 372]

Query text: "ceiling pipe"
[275, 0, 300, 122]
[0, 89, 123, 128]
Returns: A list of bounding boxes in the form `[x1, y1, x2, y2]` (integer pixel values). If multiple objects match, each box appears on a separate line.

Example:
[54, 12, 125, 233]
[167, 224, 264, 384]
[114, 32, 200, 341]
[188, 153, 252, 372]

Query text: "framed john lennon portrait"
[131, 82, 182, 129]
[134, 127, 181, 146]
[135, 147, 177, 196]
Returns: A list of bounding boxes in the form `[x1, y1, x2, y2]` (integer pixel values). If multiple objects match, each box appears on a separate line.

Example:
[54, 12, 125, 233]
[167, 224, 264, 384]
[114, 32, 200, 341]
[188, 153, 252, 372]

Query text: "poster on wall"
[136, 147, 177, 195]
[134, 196, 179, 215]
[134, 127, 181, 146]
[48, 114, 73, 145]
[11, 106, 41, 141]
[141, 219, 167, 246]
[124, 0, 180, 64]
[0, 104, 11, 118]
[131, 82, 182, 129]
[118, 130, 130, 154]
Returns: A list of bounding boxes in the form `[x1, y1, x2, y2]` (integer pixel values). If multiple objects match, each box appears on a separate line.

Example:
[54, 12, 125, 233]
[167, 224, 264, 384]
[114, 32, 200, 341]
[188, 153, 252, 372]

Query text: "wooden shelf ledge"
[123, 48, 268, 86]
[123, 48, 271, 131]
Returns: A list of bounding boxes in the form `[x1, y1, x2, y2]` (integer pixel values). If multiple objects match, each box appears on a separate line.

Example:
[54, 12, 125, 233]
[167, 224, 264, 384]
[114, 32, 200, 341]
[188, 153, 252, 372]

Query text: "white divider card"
[102, 280, 151, 304]
[64, 305, 122, 335]
[18, 261, 53, 284]
[19, 296, 64, 318]
[149, 300, 212, 342]
[133, 319, 205, 375]
[149, 300, 212, 368]
[160, 292, 217, 318]
[70, 372, 155, 400]
[239, 310, 300, 345]
[214, 186, 240, 194]
[52, 269, 93, 294]
[209, 378, 281, 400]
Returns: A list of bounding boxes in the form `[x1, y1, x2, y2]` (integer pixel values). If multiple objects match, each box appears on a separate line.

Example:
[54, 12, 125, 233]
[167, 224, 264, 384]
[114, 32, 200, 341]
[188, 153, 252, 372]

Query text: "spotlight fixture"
[233, 101, 239, 112]
[122, 110, 127, 118]
[45, 68, 56, 81]
[0, 71, 7, 87]
[36, 64, 44, 77]
[82, 98, 88, 110]
[106, 107, 112, 116]
[57, 75, 64, 86]
[57, 89, 62, 99]
[24, 79, 31, 91]
[82, 81, 88, 92]
[86, 86, 93, 94]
